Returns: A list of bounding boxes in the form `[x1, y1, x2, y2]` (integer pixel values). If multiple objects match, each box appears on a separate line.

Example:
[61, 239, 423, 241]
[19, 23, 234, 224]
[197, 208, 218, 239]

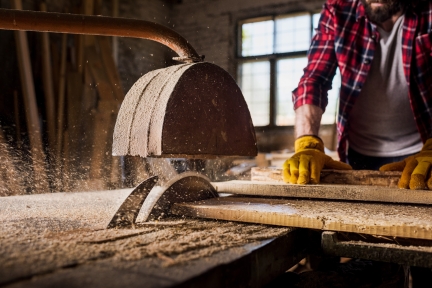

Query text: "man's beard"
[361, 0, 406, 23]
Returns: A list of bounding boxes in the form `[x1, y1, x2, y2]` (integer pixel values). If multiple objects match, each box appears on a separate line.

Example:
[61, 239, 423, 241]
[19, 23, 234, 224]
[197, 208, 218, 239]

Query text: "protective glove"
[282, 135, 353, 184]
[380, 139, 432, 190]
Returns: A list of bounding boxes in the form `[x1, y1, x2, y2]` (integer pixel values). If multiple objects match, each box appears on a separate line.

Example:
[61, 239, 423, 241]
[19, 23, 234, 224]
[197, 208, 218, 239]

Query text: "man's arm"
[294, 104, 323, 138]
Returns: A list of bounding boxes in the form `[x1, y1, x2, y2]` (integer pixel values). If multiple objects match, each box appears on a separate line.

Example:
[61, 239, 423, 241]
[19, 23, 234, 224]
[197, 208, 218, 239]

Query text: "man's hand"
[380, 139, 432, 190]
[283, 135, 353, 184]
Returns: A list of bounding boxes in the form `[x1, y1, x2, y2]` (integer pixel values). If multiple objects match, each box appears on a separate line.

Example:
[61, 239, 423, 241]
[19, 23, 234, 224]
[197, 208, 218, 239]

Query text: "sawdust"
[0, 216, 290, 285]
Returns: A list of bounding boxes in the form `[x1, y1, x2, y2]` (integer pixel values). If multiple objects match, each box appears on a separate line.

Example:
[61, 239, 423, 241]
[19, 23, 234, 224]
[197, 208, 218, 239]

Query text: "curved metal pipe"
[0, 8, 202, 63]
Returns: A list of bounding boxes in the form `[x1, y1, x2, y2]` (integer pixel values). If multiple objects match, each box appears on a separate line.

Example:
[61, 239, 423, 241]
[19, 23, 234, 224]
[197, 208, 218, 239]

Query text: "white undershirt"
[348, 15, 422, 157]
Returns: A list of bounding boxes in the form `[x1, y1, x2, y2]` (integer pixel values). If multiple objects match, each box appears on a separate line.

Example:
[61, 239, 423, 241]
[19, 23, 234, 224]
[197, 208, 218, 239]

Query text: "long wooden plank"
[39, 2, 56, 151]
[251, 167, 401, 187]
[12, 0, 49, 193]
[86, 46, 118, 187]
[172, 197, 432, 240]
[212, 180, 432, 205]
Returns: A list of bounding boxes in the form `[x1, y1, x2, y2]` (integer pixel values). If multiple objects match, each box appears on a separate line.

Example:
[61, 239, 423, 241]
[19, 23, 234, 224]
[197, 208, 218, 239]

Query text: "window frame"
[236, 10, 321, 129]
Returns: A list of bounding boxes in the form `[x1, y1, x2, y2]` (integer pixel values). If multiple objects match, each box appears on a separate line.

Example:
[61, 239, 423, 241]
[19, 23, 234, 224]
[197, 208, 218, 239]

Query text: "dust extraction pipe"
[0, 8, 203, 63]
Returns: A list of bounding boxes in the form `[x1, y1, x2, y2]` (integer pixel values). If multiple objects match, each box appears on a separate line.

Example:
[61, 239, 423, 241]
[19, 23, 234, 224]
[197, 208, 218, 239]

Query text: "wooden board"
[12, 0, 49, 193]
[172, 196, 432, 240]
[212, 180, 432, 205]
[251, 167, 401, 188]
[39, 2, 56, 151]
[86, 46, 118, 185]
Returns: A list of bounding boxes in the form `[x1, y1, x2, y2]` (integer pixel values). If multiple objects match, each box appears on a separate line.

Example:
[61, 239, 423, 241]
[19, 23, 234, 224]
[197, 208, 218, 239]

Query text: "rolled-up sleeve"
[292, 3, 338, 112]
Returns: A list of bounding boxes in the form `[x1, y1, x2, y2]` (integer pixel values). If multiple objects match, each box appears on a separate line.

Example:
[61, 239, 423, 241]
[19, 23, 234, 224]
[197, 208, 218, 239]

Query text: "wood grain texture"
[212, 180, 432, 205]
[251, 167, 401, 188]
[172, 196, 432, 240]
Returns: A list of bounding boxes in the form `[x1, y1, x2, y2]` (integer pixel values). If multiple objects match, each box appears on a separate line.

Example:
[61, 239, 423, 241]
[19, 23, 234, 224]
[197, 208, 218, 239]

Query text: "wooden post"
[112, 0, 119, 65]
[86, 46, 117, 188]
[11, 0, 50, 193]
[55, 33, 68, 190]
[13, 90, 21, 149]
[39, 2, 56, 152]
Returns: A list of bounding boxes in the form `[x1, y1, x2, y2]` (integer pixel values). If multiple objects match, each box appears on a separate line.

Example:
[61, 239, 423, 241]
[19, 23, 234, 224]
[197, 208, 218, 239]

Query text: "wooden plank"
[13, 90, 21, 149]
[251, 167, 401, 187]
[111, 0, 119, 65]
[65, 71, 84, 168]
[39, 2, 56, 151]
[56, 34, 68, 165]
[12, 0, 50, 193]
[94, 36, 125, 187]
[86, 46, 119, 186]
[88, 100, 114, 184]
[172, 196, 432, 240]
[212, 180, 432, 205]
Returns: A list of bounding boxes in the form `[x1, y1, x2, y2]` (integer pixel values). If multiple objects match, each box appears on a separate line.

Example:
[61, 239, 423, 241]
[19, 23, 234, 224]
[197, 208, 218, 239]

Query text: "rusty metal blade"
[107, 176, 158, 229]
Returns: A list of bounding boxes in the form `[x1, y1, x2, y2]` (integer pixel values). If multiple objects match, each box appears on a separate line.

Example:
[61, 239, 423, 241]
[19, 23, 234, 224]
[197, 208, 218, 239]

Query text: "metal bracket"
[322, 231, 432, 268]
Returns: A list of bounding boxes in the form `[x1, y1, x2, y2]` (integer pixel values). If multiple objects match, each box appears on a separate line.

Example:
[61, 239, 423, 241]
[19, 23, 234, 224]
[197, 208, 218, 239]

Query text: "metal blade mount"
[107, 176, 158, 229]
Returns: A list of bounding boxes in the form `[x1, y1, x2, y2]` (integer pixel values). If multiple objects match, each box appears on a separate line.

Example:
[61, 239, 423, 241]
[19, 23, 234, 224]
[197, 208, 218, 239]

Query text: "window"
[238, 12, 341, 127]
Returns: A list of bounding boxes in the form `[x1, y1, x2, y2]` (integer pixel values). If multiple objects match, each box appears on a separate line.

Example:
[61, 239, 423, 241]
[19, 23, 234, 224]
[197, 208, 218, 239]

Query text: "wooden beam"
[13, 90, 21, 149]
[64, 71, 84, 185]
[55, 33, 68, 190]
[212, 180, 432, 205]
[11, 0, 49, 193]
[39, 2, 56, 151]
[111, 0, 119, 65]
[251, 167, 401, 188]
[172, 196, 432, 240]
[85, 45, 119, 187]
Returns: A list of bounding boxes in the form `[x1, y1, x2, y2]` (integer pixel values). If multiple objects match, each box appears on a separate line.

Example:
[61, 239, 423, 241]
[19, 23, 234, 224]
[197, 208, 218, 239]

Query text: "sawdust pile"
[1, 217, 290, 285]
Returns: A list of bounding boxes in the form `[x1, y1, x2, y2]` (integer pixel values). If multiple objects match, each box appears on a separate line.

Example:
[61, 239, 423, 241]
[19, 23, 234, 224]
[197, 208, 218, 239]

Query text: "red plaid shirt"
[293, 0, 432, 162]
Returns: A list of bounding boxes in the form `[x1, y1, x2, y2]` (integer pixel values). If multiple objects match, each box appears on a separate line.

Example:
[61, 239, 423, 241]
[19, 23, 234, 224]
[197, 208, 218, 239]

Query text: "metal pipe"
[0, 8, 203, 62]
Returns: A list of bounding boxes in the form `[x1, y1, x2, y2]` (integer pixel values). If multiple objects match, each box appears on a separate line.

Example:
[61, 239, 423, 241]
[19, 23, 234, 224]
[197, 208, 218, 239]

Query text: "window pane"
[276, 57, 308, 126]
[322, 68, 341, 125]
[275, 13, 311, 53]
[238, 61, 271, 126]
[241, 20, 274, 56]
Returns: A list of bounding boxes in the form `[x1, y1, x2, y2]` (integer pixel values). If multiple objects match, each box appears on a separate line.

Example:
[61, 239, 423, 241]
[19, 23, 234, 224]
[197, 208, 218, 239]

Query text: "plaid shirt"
[293, 0, 432, 162]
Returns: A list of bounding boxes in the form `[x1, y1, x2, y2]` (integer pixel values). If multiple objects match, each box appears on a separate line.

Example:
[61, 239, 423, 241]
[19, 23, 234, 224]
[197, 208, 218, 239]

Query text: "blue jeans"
[347, 147, 416, 171]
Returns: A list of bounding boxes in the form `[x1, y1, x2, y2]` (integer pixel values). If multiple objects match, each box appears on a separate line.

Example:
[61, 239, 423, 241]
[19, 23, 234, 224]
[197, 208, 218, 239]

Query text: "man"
[283, 1, 432, 286]
[284, 0, 432, 191]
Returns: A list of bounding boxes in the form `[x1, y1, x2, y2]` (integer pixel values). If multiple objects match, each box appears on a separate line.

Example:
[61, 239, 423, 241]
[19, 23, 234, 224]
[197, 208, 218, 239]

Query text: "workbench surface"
[0, 190, 305, 288]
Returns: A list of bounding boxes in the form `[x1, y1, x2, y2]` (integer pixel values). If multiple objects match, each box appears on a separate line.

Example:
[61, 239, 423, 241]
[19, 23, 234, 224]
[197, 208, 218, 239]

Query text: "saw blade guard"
[112, 62, 257, 158]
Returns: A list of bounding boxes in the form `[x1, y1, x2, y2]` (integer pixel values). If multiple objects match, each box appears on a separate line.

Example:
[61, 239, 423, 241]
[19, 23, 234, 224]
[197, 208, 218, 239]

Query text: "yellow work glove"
[282, 135, 353, 184]
[380, 139, 432, 190]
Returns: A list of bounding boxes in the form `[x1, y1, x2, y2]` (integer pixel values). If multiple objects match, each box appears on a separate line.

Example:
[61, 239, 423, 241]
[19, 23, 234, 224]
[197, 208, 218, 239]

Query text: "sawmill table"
[0, 190, 307, 288]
